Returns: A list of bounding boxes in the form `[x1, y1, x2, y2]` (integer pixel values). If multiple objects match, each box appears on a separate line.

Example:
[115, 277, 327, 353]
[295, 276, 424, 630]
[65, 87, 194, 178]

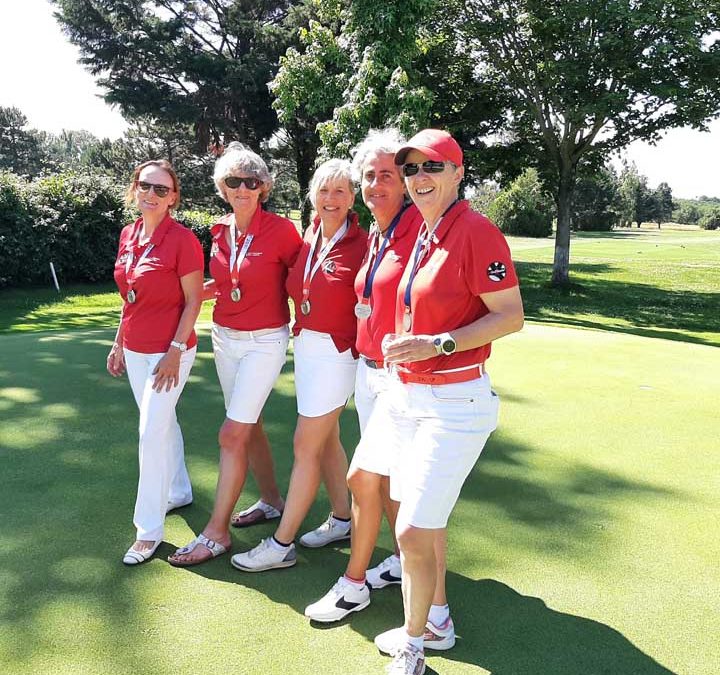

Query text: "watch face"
[441, 338, 456, 354]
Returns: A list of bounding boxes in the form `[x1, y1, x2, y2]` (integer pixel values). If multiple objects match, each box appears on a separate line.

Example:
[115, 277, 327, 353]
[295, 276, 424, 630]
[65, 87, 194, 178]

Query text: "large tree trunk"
[552, 164, 576, 286]
[292, 128, 320, 232]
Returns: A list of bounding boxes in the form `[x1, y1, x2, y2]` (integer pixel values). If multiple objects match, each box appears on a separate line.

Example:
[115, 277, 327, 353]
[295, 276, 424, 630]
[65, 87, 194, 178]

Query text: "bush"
[486, 169, 554, 237]
[699, 208, 720, 230]
[0, 170, 219, 289]
[572, 168, 619, 231]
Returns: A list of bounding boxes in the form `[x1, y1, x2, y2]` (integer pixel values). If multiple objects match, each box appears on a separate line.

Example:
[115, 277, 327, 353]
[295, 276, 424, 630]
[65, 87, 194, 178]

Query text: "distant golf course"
[1, 225, 718, 675]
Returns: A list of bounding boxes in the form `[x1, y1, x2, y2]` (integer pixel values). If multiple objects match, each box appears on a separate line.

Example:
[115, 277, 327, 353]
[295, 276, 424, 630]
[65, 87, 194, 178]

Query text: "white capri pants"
[362, 371, 499, 529]
[349, 358, 393, 476]
[124, 346, 196, 541]
[293, 329, 357, 418]
[212, 323, 289, 423]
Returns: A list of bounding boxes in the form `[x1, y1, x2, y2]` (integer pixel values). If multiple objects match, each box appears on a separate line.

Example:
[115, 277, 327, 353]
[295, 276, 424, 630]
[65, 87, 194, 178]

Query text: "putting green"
[0, 323, 717, 674]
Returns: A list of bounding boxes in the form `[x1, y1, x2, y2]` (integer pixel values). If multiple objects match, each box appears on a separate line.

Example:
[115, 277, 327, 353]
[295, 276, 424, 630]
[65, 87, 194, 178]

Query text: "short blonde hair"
[308, 158, 356, 208]
[125, 159, 180, 211]
[213, 142, 273, 203]
[350, 128, 405, 183]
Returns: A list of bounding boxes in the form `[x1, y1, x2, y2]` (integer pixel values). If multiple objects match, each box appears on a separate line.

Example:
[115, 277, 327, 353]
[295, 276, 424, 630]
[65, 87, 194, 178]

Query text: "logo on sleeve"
[487, 261, 507, 282]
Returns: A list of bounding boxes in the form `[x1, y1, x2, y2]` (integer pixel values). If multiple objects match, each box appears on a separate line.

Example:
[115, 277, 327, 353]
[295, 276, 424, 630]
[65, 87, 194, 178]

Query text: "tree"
[52, 0, 305, 191]
[674, 202, 701, 225]
[0, 107, 43, 176]
[486, 168, 554, 237]
[573, 165, 619, 232]
[652, 182, 674, 228]
[454, 0, 720, 284]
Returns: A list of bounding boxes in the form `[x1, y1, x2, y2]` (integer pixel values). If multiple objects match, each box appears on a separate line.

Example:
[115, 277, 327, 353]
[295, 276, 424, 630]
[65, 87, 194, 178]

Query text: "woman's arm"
[106, 309, 126, 377]
[152, 270, 204, 391]
[384, 286, 524, 364]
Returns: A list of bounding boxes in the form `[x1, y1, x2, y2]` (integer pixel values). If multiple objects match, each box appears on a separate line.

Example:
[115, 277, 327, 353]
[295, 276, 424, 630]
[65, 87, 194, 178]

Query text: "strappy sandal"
[167, 533, 229, 567]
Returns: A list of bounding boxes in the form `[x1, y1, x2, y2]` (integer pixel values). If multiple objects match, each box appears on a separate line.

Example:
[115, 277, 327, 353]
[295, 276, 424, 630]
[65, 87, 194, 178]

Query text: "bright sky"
[1, 0, 718, 198]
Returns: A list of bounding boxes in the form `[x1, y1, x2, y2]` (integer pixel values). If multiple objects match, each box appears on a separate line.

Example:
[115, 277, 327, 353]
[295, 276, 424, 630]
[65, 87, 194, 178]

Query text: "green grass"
[0, 225, 718, 674]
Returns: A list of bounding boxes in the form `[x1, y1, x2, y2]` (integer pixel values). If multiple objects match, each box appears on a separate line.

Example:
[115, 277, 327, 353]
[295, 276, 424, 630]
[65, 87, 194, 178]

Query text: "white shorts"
[349, 359, 394, 476]
[293, 329, 357, 418]
[212, 323, 289, 424]
[378, 372, 499, 529]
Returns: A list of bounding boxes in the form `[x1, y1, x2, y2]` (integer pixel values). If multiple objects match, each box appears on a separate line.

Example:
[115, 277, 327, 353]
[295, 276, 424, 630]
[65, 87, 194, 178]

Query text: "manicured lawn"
[0, 225, 718, 674]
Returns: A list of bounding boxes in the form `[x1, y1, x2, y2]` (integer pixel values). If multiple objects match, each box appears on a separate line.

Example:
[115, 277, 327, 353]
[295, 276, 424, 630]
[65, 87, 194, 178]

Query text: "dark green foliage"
[486, 169, 554, 237]
[0, 171, 218, 288]
[573, 167, 620, 231]
[699, 208, 720, 230]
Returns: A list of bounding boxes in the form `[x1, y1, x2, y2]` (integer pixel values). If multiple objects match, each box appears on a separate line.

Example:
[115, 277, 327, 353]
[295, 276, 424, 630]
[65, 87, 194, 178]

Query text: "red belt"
[396, 366, 483, 386]
[361, 356, 384, 369]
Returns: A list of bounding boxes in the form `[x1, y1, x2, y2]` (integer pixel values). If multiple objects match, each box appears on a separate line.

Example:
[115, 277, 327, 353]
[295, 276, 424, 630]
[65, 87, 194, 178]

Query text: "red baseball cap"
[394, 129, 463, 166]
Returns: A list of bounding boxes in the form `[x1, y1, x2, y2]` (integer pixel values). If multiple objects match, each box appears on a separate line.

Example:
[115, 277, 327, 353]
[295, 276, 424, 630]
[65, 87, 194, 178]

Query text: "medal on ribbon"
[124, 225, 155, 306]
[229, 217, 255, 304]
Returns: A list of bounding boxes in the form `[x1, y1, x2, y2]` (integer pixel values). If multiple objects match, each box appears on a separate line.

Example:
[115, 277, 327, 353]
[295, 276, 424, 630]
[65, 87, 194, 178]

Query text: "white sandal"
[168, 533, 229, 567]
[123, 540, 161, 566]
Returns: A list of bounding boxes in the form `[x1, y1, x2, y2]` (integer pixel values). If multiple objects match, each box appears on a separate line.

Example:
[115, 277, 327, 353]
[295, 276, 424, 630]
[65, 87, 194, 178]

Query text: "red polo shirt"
[354, 205, 424, 361]
[394, 200, 519, 372]
[114, 213, 204, 353]
[286, 212, 369, 356]
[209, 205, 302, 331]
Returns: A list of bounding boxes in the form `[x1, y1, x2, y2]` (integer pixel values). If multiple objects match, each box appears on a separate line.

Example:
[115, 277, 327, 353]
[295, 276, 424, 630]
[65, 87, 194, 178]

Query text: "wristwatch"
[433, 332, 456, 356]
[170, 340, 187, 352]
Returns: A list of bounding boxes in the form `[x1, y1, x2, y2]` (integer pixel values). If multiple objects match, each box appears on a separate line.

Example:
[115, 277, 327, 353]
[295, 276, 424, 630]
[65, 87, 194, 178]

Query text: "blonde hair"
[308, 158, 356, 208]
[213, 142, 273, 203]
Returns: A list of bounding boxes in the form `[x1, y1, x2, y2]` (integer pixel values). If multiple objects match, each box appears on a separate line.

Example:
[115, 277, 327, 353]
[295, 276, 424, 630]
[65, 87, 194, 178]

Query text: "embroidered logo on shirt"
[487, 261, 507, 282]
[322, 260, 336, 274]
[210, 242, 219, 257]
[118, 252, 130, 264]
[246, 252, 263, 257]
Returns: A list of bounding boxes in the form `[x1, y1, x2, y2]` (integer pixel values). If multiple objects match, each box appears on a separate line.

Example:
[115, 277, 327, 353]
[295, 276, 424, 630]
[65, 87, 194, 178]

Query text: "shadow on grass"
[0, 329, 679, 674]
[517, 261, 720, 347]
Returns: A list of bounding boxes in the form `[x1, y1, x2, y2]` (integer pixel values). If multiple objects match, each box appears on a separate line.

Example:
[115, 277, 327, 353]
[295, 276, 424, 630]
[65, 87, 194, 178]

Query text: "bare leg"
[345, 467, 384, 579]
[397, 524, 438, 638]
[247, 418, 284, 510]
[319, 421, 351, 520]
[168, 419, 253, 563]
[274, 408, 344, 544]
[432, 528, 448, 606]
[380, 478, 400, 554]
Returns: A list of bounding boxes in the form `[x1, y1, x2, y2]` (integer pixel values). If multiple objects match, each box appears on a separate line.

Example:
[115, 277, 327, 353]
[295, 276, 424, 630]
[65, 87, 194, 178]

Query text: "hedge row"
[0, 172, 218, 288]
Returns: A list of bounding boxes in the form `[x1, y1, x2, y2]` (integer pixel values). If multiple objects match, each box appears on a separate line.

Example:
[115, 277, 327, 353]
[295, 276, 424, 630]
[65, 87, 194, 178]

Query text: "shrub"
[699, 208, 720, 231]
[0, 172, 34, 286]
[175, 209, 215, 271]
[486, 169, 554, 237]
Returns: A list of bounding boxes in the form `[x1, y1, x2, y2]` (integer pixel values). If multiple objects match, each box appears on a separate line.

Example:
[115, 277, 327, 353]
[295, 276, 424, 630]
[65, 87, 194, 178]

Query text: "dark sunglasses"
[402, 161, 448, 177]
[136, 181, 173, 197]
[224, 175, 262, 190]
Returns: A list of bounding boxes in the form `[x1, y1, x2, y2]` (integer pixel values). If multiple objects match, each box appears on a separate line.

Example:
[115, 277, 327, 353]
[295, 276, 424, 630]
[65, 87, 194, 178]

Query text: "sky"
[1, 0, 718, 199]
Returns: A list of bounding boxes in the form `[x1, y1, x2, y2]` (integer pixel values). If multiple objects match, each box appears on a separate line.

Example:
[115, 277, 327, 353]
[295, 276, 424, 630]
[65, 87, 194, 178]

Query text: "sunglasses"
[224, 175, 262, 190]
[402, 161, 448, 177]
[136, 181, 173, 197]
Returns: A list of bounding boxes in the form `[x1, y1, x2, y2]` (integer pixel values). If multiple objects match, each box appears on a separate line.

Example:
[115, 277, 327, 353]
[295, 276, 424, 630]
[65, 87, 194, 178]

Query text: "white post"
[49, 262, 60, 292]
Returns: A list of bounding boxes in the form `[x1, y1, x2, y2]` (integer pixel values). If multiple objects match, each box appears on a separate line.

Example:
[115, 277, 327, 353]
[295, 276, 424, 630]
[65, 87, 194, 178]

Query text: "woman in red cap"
[375, 129, 524, 674]
[230, 158, 368, 572]
[108, 159, 204, 565]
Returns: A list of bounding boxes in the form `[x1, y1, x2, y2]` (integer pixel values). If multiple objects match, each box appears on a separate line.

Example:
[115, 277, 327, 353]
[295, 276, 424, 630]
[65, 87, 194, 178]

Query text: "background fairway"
[0, 226, 718, 675]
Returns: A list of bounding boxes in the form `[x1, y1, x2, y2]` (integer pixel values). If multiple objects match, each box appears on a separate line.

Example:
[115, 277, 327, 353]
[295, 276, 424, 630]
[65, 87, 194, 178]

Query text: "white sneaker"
[375, 617, 456, 654]
[385, 643, 425, 675]
[304, 576, 371, 622]
[230, 538, 297, 572]
[299, 515, 351, 548]
[367, 554, 402, 589]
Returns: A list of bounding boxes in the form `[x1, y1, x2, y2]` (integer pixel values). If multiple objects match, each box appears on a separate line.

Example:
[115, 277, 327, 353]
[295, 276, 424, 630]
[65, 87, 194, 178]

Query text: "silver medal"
[354, 302, 372, 319]
[127, 289, 136, 304]
[230, 287, 242, 302]
[402, 311, 412, 331]
[300, 300, 311, 315]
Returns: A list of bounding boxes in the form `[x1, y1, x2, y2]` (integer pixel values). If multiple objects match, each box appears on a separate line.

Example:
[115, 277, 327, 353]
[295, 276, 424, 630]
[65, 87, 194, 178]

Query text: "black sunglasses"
[402, 161, 448, 177]
[224, 175, 262, 190]
[136, 181, 173, 197]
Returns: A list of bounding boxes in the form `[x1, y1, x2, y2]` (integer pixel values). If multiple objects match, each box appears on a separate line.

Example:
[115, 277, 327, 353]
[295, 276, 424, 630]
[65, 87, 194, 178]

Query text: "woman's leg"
[167, 418, 254, 563]
[274, 407, 345, 544]
[247, 418, 284, 510]
[320, 421, 351, 520]
[345, 467, 384, 579]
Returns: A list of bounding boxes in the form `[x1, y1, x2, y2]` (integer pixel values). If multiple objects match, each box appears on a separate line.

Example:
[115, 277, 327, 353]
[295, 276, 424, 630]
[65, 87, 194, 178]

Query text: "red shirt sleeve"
[176, 229, 205, 278]
[463, 218, 519, 296]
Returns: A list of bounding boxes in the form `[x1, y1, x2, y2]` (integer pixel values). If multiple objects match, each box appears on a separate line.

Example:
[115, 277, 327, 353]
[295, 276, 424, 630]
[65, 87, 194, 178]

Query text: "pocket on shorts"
[429, 379, 481, 404]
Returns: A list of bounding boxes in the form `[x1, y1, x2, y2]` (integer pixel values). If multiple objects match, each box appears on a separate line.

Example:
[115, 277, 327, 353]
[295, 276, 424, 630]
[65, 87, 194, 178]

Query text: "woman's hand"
[106, 343, 126, 377]
[152, 349, 182, 392]
[382, 334, 437, 364]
